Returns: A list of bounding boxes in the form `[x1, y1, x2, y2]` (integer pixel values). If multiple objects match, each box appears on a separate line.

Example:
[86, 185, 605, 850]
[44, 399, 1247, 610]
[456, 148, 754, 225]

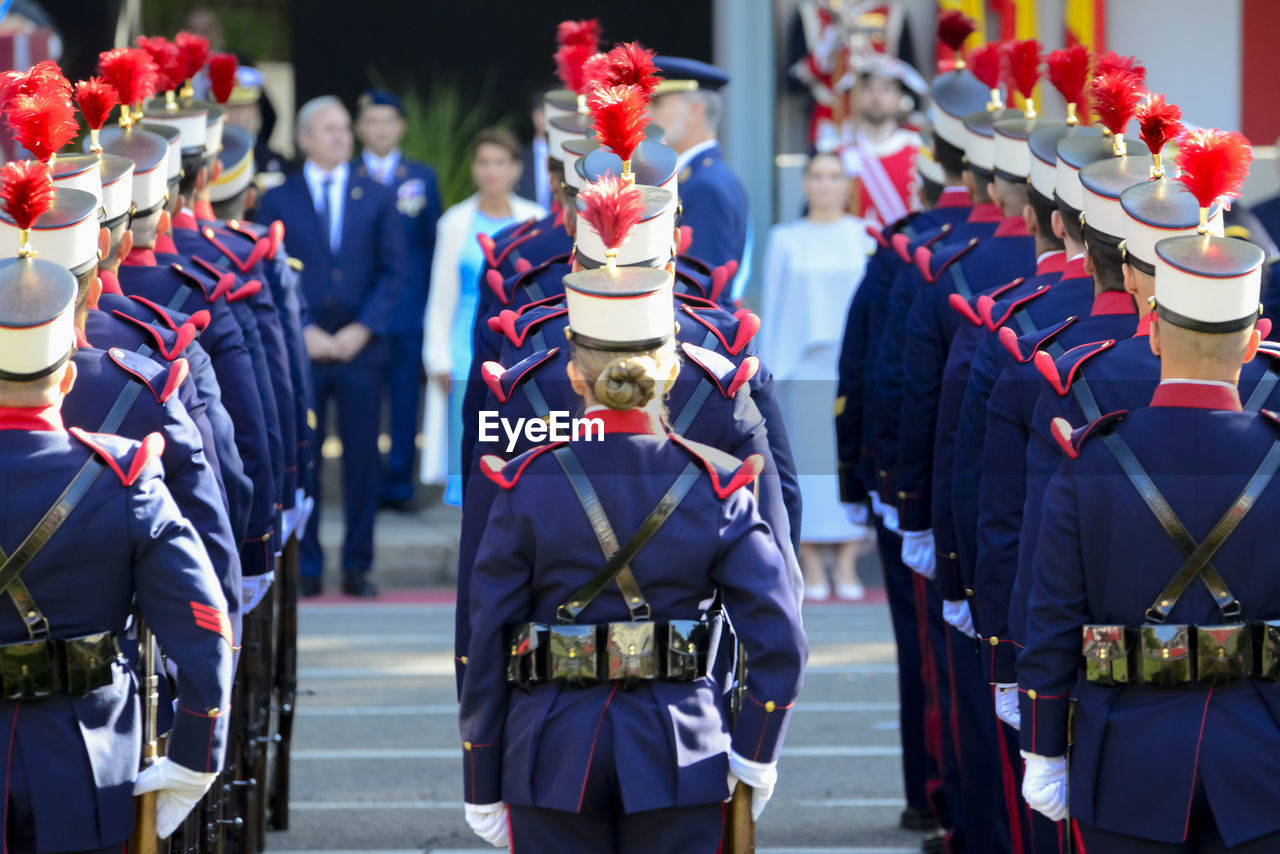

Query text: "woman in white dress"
[759, 152, 875, 601]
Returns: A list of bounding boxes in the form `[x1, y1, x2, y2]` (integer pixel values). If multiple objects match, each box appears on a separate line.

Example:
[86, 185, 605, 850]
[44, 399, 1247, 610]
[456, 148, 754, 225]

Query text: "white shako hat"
[1079, 154, 1159, 243]
[579, 139, 678, 198]
[1120, 179, 1224, 276]
[96, 126, 170, 217]
[994, 117, 1063, 183]
[547, 112, 591, 167]
[1029, 123, 1100, 202]
[929, 67, 990, 152]
[142, 99, 208, 155]
[209, 124, 254, 203]
[0, 256, 76, 381]
[562, 125, 664, 195]
[962, 107, 1022, 175]
[1055, 133, 1117, 214]
[50, 155, 103, 217]
[563, 265, 675, 352]
[1154, 235, 1263, 333]
[140, 122, 183, 182]
[575, 184, 676, 269]
[544, 88, 579, 123]
[0, 186, 100, 277]
[55, 153, 135, 226]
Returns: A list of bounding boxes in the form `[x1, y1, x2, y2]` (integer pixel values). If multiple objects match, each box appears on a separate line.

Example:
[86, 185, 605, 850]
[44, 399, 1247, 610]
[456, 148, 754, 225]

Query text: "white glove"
[132, 757, 218, 839]
[943, 600, 975, 638]
[1021, 752, 1068, 822]
[844, 502, 869, 526]
[241, 571, 275, 615]
[882, 505, 900, 532]
[994, 683, 1021, 730]
[868, 490, 887, 518]
[727, 750, 778, 822]
[464, 802, 509, 848]
[901, 530, 936, 579]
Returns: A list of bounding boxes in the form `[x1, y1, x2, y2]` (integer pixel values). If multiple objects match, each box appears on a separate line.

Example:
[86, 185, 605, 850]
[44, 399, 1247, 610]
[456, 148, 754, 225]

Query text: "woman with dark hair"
[422, 127, 544, 504]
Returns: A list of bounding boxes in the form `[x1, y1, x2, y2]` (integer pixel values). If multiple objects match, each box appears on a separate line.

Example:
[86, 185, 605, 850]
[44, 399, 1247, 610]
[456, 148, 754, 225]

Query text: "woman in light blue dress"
[423, 128, 545, 504]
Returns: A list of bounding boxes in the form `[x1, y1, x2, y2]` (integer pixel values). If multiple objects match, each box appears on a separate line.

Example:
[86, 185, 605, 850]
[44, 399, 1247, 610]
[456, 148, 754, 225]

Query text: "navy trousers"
[302, 360, 382, 577]
[379, 328, 424, 504]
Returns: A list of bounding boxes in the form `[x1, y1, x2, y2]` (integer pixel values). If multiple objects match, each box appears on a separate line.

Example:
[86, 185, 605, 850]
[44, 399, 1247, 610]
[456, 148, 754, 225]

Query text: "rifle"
[132, 618, 159, 854]
[268, 531, 300, 831]
[722, 644, 755, 854]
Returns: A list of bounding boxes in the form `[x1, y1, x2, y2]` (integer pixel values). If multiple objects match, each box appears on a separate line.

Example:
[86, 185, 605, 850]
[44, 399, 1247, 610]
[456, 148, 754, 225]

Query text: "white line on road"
[292, 745, 902, 760]
[298, 663, 898, 679]
[295, 701, 900, 717]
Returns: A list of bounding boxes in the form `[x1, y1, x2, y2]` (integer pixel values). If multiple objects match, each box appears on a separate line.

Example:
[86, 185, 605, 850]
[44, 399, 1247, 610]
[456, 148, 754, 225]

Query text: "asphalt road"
[263, 586, 927, 854]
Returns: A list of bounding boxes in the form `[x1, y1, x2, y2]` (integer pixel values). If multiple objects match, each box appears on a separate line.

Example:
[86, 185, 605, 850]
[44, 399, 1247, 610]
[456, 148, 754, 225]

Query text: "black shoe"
[378, 496, 417, 513]
[900, 807, 941, 833]
[341, 574, 378, 597]
[300, 576, 323, 597]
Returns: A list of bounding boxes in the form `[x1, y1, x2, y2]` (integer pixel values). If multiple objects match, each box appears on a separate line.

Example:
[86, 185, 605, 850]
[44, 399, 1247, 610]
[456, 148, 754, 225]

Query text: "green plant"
[370, 71, 515, 208]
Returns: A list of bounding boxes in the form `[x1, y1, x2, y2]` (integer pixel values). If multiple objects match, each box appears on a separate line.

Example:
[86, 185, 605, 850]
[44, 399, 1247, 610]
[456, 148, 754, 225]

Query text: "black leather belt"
[0, 631, 121, 700]
[506, 619, 710, 689]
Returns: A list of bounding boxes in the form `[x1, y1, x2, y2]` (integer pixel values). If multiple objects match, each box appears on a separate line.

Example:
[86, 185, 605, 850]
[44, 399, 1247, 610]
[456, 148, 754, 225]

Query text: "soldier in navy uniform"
[0, 236, 233, 852]
[1018, 221, 1280, 853]
[457, 237, 806, 850]
[352, 89, 442, 510]
[648, 56, 749, 276]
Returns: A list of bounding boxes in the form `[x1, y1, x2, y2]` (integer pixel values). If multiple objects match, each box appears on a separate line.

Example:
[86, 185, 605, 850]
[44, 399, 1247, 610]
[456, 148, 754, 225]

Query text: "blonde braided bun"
[593, 355, 659, 410]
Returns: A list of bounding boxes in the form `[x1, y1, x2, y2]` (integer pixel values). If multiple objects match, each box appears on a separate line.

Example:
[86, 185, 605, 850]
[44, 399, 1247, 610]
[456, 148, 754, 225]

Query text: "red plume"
[589, 85, 648, 164]
[1175, 128, 1253, 209]
[0, 60, 71, 112]
[1136, 93, 1183, 156]
[0, 160, 55, 230]
[556, 19, 601, 50]
[578, 175, 645, 252]
[604, 42, 663, 100]
[1046, 45, 1090, 106]
[1002, 39, 1042, 100]
[1094, 51, 1145, 85]
[581, 52, 612, 94]
[208, 53, 238, 104]
[1090, 71, 1142, 136]
[98, 47, 159, 106]
[936, 10, 977, 53]
[968, 43, 1003, 91]
[74, 77, 120, 131]
[135, 36, 184, 93]
[7, 90, 78, 162]
[175, 31, 211, 81]
[554, 43, 596, 94]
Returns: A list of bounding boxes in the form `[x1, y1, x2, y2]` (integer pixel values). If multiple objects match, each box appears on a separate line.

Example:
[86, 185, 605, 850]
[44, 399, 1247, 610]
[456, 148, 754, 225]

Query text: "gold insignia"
[351, 186, 363, 200]
[833, 395, 846, 416]
[287, 257, 304, 271]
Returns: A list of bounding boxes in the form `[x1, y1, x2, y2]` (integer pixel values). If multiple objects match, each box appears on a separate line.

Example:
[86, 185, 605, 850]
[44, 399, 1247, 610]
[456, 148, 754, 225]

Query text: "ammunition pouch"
[505, 620, 709, 689]
[0, 632, 120, 700]
[1196, 624, 1252, 686]
[1082, 625, 1132, 686]
[1139, 624, 1193, 686]
[1082, 622, 1271, 686]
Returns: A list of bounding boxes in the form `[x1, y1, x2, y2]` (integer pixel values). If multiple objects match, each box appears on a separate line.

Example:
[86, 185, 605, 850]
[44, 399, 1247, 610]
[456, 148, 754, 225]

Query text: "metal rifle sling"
[555, 460, 701, 624]
[1143, 436, 1280, 623]
[1244, 358, 1280, 412]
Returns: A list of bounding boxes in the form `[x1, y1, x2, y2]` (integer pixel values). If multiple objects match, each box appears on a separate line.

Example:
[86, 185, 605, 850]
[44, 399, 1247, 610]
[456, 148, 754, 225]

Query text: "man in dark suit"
[352, 89, 441, 510]
[515, 90, 552, 211]
[256, 95, 407, 597]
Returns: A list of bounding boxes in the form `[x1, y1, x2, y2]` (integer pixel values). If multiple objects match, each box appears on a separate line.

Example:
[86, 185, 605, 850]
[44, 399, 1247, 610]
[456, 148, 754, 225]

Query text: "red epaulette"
[1050, 411, 1127, 460]
[948, 292, 983, 327]
[200, 226, 270, 274]
[673, 291, 719, 311]
[108, 348, 188, 404]
[677, 225, 693, 255]
[479, 442, 566, 490]
[69, 428, 166, 486]
[867, 222, 890, 251]
[669, 434, 765, 500]
[678, 303, 760, 356]
[110, 311, 198, 361]
[268, 220, 285, 259]
[998, 316, 1076, 364]
[979, 284, 1051, 332]
[680, 343, 757, 398]
[918, 237, 978, 285]
[479, 349, 560, 404]
[709, 260, 738, 304]
[891, 232, 912, 264]
[488, 305, 568, 348]
[492, 228, 542, 271]
[171, 262, 224, 303]
[1035, 339, 1116, 396]
[225, 279, 263, 303]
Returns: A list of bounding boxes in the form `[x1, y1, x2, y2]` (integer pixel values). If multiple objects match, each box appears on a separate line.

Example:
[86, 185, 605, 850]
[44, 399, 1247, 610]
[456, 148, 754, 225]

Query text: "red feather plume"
[1175, 128, 1252, 209]
[1002, 39, 1042, 100]
[936, 10, 977, 53]
[74, 77, 120, 131]
[136, 36, 184, 93]
[1094, 51, 1146, 85]
[0, 60, 71, 112]
[556, 19, 601, 50]
[589, 85, 648, 164]
[98, 48, 160, 107]
[1090, 71, 1142, 136]
[1136, 93, 1183, 156]
[554, 43, 596, 94]
[7, 90, 78, 162]
[968, 43, 1003, 91]
[1046, 45, 1090, 106]
[0, 160, 55, 230]
[581, 53, 612, 94]
[603, 42, 663, 100]
[208, 53, 238, 105]
[578, 175, 645, 253]
[175, 31, 211, 82]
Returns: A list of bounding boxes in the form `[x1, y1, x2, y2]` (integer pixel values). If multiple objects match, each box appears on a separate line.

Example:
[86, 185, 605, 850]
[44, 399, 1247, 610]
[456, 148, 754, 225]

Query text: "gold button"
[989, 637, 999, 647]
[460, 656, 468, 665]
[208, 708, 219, 718]
[463, 741, 472, 751]
[897, 491, 907, 499]
[764, 701, 776, 713]
[1027, 689, 1037, 700]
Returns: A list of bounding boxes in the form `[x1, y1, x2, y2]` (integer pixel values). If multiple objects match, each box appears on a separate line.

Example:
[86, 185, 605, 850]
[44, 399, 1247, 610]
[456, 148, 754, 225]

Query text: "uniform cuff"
[897, 493, 930, 532]
[461, 740, 502, 806]
[983, 637, 1019, 684]
[935, 553, 966, 601]
[169, 704, 230, 774]
[876, 471, 897, 507]
[1018, 687, 1070, 757]
[838, 465, 867, 503]
[731, 693, 794, 764]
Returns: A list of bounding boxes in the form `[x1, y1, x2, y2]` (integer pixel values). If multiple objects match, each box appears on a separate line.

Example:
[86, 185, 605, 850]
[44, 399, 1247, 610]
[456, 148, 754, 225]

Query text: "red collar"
[98, 269, 123, 296]
[75, 328, 90, 348]
[172, 210, 198, 232]
[936, 187, 971, 209]
[123, 248, 157, 267]
[154, 233, 177, 255]
[967, 202, 1003, 223]
[194, 199, 215, 222]
[0, 405, 63, 432]
[582, 408, 664, 436]
[1150, 382, 1242, 412]
[1035, 251, 1066, 276]
[992, 216, 1030, 238]
[1135, 313, 1154, 337]
[1091, 291, 1136, 316]
[1060, 256, 1089, 281]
